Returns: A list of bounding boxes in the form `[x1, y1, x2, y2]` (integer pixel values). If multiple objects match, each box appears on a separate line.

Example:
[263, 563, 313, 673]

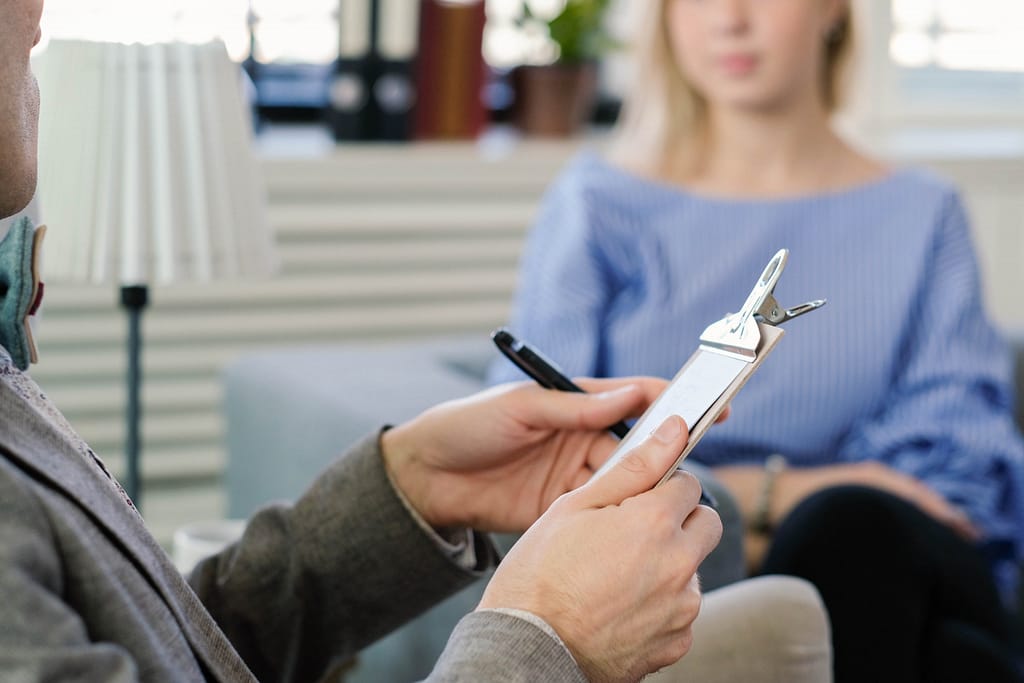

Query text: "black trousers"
[760, 485, 1022, 683]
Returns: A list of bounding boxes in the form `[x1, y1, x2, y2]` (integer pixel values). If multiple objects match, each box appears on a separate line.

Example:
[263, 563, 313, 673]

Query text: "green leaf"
[519, 0, 617, 63]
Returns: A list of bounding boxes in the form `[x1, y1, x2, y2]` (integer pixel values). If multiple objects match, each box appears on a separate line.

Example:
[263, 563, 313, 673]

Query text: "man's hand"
[380, 377, 668, 532]
[478, 416, 723, 682]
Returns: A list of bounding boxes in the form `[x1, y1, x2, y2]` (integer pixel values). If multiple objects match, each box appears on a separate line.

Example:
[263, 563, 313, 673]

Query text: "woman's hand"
[717, 460, 979, 542]
[793, 461, 979, 540]
[380, 377, 669, 532]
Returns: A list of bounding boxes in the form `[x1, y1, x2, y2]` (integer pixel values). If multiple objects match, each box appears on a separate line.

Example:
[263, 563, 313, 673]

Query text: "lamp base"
[120, 284, 149, 507]
[121, 285, 149, 309]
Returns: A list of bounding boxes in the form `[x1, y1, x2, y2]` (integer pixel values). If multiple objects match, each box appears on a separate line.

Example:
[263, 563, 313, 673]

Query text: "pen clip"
[492, 327, 559, 390]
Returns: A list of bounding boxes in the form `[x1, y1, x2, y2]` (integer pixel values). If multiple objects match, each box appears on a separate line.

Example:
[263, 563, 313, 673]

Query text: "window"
[485, 0, 564, 67]
[891, 0, 1024, 73]
[863, 0, 1024, 125]
[40, 0, 251, 60]
[249, 0, 339, 65]
[39, 0, 339, 65]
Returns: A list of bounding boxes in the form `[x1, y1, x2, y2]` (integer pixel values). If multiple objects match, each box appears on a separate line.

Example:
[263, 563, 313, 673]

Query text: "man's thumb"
[580, 415, 689, 507]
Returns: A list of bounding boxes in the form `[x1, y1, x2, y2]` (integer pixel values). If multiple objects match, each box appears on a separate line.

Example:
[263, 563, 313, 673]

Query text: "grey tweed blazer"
[0, 358, 585, 682]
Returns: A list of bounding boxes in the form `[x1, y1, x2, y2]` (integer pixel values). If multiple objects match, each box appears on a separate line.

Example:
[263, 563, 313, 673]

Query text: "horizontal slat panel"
[269, 202, 536, 236]
[57, 420, 220, 454]
[262, 138, 577, 168]
[264, 167, 553, 197]
[88, 440, 224, 480]
[40, 298, 514, 347]
[143, 482, 226, 549]
[36, 391, 216, 423]
[47, 268, 517, 310]
[277, 236, 524, 271]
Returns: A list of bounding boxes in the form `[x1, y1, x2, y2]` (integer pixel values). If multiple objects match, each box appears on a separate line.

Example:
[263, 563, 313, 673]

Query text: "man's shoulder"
[0, 450, 45, 510]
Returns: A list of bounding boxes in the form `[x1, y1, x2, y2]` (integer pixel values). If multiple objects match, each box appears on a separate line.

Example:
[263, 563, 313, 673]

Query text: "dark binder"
[328, 0, 374, 141]
[328, 0, 420, 142]
[373, 0, 420, 141]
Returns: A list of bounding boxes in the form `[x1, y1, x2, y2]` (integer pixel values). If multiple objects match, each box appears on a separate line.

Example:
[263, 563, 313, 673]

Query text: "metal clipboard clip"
[699, 249, 826, 362]
[593, 248, 824, 484]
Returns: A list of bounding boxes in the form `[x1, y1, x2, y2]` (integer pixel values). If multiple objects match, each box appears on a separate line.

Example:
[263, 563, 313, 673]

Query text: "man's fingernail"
[597, 385, 636, 399]
[652, 416, 682, 443]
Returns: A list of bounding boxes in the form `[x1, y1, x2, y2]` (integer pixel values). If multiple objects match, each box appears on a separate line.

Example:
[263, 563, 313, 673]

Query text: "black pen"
[491, 328, 718, 509]
[492, 328, 631, 438]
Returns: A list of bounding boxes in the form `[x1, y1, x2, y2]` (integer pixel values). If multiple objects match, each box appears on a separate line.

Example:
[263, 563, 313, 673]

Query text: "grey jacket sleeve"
[192, 431, 583, 683]
[428, 612, 587, 683]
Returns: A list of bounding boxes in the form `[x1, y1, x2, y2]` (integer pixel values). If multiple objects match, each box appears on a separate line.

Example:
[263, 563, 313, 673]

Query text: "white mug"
[172, 519, 246, 574]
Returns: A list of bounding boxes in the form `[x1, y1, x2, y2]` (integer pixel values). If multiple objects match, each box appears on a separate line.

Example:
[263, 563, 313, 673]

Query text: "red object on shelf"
[413, 0, 487, 140]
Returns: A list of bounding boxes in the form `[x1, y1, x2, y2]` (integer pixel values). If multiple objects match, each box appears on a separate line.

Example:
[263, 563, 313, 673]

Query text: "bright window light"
[41, 0, 251, 59]
[41, 0, 546, 68]
[251, 0, 338, 17]
[935, 33, 1024, 73]
[891, 0, 1024, 72]
[892, 0, 932, 31]
[253, 20, 339, 64]
[39, 0, 339, 64]
[890, 31, 933, 69]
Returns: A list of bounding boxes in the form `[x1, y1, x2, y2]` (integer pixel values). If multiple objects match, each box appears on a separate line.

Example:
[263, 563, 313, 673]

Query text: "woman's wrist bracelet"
[751, 454, 787, 534]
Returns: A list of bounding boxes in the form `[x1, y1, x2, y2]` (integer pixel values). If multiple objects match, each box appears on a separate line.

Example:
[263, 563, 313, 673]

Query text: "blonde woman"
[491, 0, 1024, 680]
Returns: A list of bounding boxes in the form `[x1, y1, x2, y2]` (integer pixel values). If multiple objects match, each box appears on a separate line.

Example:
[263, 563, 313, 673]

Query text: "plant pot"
[513, 62, 599, 137]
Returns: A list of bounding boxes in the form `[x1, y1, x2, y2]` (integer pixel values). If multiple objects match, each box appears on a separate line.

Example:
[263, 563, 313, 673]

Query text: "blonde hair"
[609, 1, 855, 173]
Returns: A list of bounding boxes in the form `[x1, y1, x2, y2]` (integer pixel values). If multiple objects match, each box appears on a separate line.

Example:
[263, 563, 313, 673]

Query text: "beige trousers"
[648, 575, 833, 683]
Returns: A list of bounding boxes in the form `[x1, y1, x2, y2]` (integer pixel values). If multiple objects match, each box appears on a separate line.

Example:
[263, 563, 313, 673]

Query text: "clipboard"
[593, 248, 825, 486]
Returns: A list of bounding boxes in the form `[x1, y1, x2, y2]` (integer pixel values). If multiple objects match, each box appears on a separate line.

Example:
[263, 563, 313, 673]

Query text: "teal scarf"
[0, 216, 45, 370]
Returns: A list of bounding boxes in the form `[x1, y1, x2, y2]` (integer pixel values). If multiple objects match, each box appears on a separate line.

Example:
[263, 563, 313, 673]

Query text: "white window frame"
[847, 0, 1024, 131]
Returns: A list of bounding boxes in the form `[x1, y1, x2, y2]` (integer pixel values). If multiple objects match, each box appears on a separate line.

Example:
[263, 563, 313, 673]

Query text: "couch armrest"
[223, 335, 492, 518]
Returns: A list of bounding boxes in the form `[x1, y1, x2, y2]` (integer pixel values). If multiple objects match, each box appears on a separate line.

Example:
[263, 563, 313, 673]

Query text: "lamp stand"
[120, 284, 149, 507]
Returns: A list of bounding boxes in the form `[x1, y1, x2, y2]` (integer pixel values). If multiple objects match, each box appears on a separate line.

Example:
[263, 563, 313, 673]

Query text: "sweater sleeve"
[836, 191, 1024, 598]
[487, 157, 613, 385]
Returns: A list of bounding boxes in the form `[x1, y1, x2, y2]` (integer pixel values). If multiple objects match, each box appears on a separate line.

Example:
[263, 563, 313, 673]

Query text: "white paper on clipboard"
[592, 324, 784, 485]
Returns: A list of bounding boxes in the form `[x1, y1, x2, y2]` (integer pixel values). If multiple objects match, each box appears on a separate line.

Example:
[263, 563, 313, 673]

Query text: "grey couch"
[224, 333, 1024, 680]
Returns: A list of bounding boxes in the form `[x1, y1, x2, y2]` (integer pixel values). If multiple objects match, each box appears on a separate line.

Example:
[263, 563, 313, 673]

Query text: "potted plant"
[513, 0, 617, 137]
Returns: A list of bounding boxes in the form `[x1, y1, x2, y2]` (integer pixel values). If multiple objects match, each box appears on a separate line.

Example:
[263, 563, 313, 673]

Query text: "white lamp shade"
[33, 39, 276, 286]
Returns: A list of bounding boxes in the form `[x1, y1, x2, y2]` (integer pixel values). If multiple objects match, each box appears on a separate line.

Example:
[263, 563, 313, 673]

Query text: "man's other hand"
[478, 416, 723, 682]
